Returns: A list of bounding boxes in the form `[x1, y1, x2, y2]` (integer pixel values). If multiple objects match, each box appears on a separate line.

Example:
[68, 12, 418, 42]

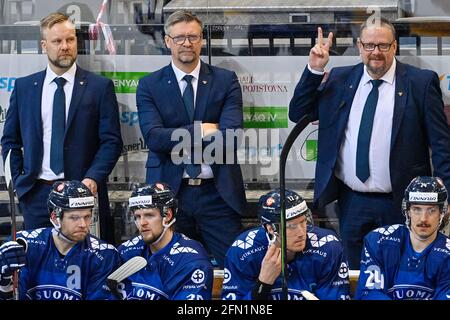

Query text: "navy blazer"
[289, 60, 450, 210]
[136, 62, 247, 215]
[1, 66, 123, 202]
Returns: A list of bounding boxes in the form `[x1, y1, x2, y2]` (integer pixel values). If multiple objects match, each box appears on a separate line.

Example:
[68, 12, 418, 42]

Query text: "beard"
[177, 50, 197, 64]
[366, 56, 390, 77]
[49, 54, 76, 69]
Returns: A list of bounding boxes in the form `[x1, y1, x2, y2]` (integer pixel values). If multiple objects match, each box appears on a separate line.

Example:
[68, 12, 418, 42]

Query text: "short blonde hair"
[40, 12, 73, 39]
[164, 10, 202, 35]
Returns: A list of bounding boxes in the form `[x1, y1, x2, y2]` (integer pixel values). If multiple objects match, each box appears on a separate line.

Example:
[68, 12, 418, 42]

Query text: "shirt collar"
[171, 60, 201, 83]
[362, 58, 396, 86]
[45, 63, 77, 85]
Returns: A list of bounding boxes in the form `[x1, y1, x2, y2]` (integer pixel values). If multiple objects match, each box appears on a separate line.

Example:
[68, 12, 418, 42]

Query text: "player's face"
[133, 208, 164, 244]
[60, 209, 92, 242]
[165, 21, 203, 68]
[358, 25, 397, 79]
[409, 204, 441, 240]
[41, 21, 77, 73]
[286, 215, 307, 252]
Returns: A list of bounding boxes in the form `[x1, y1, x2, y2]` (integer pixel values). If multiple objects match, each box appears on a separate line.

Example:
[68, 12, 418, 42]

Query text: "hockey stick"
[300, 290, 319, 300]
[279, 115, 311, 300]
[106, 256, 147, 299]
[4, 150, 19, 300]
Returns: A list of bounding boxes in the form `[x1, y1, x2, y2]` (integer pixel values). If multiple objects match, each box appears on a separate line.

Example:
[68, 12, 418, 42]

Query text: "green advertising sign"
[243, 106, 288, 128]
[305, 139, 318, 161]
[100, 72, 149, 93]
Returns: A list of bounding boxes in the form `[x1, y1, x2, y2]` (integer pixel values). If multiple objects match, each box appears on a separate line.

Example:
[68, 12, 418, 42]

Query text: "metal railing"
[1, 21, 450, 56]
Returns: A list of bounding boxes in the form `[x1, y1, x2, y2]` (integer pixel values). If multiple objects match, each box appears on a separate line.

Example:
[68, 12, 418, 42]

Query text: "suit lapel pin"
[34, 82, 37, 86]
[80, 81, 84, 85]
[168, 80, 171, 84]
[202, 80, 207, 84]
[349, 85, 353, 89]
[398, 91, 403, 97]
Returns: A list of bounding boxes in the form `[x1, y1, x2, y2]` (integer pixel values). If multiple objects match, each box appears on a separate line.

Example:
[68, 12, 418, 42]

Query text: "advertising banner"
[1, 54, 449, 182]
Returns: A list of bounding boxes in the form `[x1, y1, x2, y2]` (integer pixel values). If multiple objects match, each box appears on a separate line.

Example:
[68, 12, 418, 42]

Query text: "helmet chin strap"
[152, 217, 176, 245]
[50, 217, 77, 244]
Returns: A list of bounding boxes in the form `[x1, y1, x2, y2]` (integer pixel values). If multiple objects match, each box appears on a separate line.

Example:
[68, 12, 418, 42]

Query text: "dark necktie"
[182, 74, 195, 122]
[356, 79, 383, 183]
[50, 77, 67, 175]
[182, 74, 201, 178]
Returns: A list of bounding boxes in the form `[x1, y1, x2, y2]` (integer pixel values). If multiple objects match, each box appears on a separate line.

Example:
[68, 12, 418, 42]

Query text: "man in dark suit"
[1, 13, 123, 243]
[289, 18, 450, 268]
[136, 10, 246, 268]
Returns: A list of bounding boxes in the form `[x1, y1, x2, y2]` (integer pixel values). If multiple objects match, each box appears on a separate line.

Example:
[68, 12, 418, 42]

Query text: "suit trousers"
[337, 183, 403, 269]
[18, 181, 53, 230]
[175, 179, 243, 268]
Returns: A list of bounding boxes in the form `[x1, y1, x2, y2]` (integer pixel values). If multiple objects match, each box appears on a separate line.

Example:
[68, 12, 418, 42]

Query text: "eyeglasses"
[167, 34, 202, 45]
[360, 41, 395, 52]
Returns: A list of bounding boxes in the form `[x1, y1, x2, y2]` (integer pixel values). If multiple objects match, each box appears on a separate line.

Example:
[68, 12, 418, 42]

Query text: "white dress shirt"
[171, 61, 213, 179]
[38, 63, 76, 180]
[335, 59, 396, 193]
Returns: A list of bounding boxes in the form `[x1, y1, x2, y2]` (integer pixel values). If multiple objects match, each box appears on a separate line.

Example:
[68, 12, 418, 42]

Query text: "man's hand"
[82, 178, 98, 196]
[201, 123, 219, 137]
[309, 27, 334, 72]
[0, 241, 26, 275]
[258, 244, 281, 285]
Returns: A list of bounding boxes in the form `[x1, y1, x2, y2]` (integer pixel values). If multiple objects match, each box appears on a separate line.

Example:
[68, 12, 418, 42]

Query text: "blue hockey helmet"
[128, 182, 178, 218]
[258, 189, 312, 225]
[402, 176, 448, 229]
[47, 180, 96, 218]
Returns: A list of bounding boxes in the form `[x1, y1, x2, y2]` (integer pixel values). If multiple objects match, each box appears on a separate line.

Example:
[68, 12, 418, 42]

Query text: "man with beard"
[289, 18, 450, 269]
[1, 13, 122, 242]
[221, 189, 350, 300]
[116, 183, 213, 300]
[356, 176, 450, 300]
[136, 10, 246, 268]
[0, 181, 121, 300]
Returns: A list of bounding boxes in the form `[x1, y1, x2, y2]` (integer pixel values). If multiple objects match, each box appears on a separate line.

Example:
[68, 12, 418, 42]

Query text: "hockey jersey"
[0, 228, 121, 300]
[221, 226, 351, 300]
[356, 224, 450, 300]
[117, 232, 213, 300]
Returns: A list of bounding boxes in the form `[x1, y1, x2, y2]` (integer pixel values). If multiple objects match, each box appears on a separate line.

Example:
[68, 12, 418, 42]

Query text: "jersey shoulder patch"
[372, 224, 402, 236]
[307, 228, 339, 248]
[169, 242, 199, 255]
[89, 236, 117, 251]
[231, 229, 260, 250]
[17, 228, 46, 239]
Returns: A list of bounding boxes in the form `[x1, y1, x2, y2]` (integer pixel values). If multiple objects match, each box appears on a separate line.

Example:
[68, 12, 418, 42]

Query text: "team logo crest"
[155, 183, 165, 191]
[56, 183, 65, 192]
[266, 197, 275, 206]
[338, 262, 349, 279]
[191, 269, 205, 284]
[223, 268, 231, 284]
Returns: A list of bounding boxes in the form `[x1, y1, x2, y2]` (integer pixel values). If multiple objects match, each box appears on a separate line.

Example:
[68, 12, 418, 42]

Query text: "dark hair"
[40, 12, 73, 39]
[164, 10, 202, 35]
[360, 16, 396, 40]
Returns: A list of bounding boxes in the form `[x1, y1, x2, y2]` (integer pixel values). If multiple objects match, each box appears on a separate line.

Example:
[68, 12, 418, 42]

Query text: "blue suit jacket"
[289, 61, 450, 210]
[136, 62, 247, 215]
[1, 66, 123, 203]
